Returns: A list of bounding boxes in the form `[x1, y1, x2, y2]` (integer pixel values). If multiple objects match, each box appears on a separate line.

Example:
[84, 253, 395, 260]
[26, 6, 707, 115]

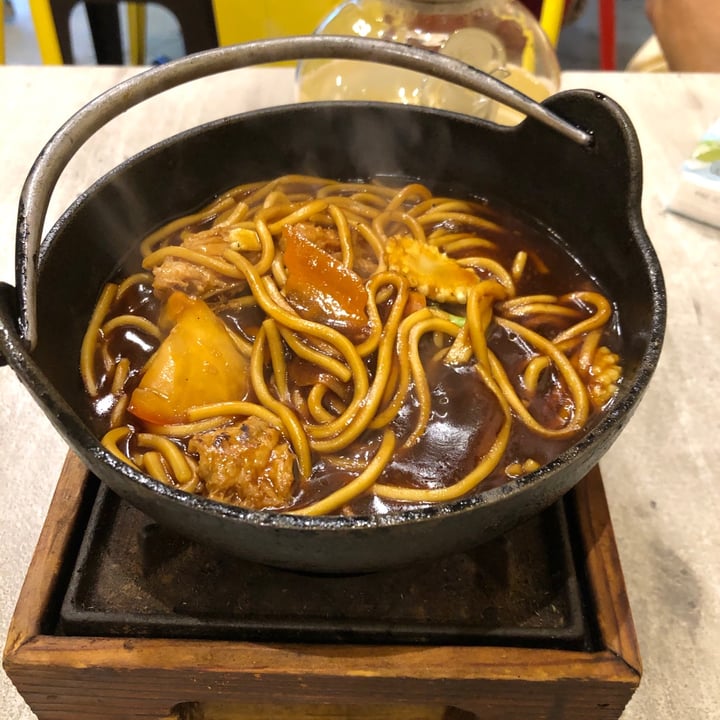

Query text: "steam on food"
[80, 175, 623, 516]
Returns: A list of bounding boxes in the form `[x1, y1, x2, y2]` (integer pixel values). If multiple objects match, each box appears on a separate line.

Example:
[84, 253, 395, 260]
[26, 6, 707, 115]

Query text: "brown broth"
[85, 180, 623, 515]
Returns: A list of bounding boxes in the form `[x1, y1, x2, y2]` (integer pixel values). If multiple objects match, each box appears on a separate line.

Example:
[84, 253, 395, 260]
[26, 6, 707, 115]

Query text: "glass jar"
[296, 0, 561, 123]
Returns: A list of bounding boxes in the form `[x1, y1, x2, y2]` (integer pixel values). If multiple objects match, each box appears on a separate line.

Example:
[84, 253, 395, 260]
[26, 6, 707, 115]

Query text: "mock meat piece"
[151, 229, 256, 300]
[152, 259, 226, 300]
[189, 417, 296, 510]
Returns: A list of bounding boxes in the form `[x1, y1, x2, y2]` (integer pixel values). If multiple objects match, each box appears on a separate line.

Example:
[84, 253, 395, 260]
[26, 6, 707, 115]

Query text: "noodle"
[291, 429, 396, 516]
[374, 363, 512, 503]
[492, 318, 591, 437]
[116, 272, 153, 299]
[277, 326, 353, 382]
[101, 315, 162, 340]
[82, 175, 623, 515]
[142, 245, 244, 278]
[250, 326, 313, 479]
[372, 210, 427, 245]
[80, 283, 117, 396]
[137, 433, 194, 484]
[404, 315, 462, 447]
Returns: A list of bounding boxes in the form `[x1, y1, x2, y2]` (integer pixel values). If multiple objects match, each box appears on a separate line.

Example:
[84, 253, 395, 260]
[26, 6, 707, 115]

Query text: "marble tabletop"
[0, 65, 718, 720]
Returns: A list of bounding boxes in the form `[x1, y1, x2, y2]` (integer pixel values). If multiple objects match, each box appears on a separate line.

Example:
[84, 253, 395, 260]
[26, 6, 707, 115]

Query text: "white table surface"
[1, 65, 718, 720]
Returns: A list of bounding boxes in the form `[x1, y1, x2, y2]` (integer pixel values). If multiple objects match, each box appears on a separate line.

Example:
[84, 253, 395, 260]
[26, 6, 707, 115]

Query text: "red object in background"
[598, 0, 616, 70]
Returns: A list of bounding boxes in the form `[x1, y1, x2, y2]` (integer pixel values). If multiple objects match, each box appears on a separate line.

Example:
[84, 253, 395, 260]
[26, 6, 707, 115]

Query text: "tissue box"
[668, 118, 720, 229]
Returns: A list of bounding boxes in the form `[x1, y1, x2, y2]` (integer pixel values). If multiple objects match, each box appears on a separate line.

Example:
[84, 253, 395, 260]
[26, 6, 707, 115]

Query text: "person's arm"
[646, 0, 720, 71]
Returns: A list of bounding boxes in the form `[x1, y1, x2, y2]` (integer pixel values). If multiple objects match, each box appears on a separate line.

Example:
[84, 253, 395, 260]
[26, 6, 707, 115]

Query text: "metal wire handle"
[16, 34, 593, 348]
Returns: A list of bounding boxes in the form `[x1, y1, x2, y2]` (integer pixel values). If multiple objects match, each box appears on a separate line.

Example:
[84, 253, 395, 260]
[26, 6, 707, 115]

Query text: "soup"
[80, 175, 622, 516]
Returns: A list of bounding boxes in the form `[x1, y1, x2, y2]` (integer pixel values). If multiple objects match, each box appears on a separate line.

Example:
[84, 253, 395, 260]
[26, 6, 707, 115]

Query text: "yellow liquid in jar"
[297, 59, 429, 105]
[297, 59, 497, 118]
[492, 65, 556, 125]
[297, 58, 554, 123]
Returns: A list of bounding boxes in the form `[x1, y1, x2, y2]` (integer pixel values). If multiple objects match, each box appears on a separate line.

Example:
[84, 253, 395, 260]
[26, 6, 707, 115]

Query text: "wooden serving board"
[3, 452, 641, 720]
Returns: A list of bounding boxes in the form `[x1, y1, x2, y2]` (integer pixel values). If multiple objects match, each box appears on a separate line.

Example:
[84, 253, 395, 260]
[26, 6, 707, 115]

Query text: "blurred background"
[3, 0, 652, 69]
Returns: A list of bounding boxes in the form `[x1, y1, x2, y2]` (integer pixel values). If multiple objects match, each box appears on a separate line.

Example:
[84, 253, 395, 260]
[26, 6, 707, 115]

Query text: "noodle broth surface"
[80, 175, 623, 516]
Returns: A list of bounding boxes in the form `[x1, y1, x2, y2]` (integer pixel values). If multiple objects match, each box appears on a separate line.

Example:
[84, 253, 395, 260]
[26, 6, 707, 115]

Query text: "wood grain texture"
[572, 466, 642, 676]
[3, 453, 640, 720]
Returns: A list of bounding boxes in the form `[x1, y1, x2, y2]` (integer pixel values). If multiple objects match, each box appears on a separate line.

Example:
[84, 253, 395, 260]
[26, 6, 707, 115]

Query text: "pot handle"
[16, 34, 593, 349]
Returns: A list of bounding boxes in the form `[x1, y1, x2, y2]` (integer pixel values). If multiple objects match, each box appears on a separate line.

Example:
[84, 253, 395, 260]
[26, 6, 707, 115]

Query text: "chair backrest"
[27, 0, 340, 65]
[27, 0, 67, 63]
[2, 0, 63, 64]
[29, 0, 217, 64]
[212, 0, 340, 47]
[25, 0, 613, 70]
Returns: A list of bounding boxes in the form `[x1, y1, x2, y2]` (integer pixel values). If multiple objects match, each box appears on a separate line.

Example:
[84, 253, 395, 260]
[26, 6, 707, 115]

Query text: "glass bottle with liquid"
[296, 0, 561, 123]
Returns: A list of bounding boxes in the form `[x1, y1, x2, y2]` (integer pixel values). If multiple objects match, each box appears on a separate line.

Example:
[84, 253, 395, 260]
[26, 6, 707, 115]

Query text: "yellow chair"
[129, 0, 339, 65]
[28, 0, 339, 65]
[29, 0, 213, 64]
[538, 0, 564, 48]
[28, 0, 63, 63]
[212, 0, 339, 48]
[24, 0, 565, 67]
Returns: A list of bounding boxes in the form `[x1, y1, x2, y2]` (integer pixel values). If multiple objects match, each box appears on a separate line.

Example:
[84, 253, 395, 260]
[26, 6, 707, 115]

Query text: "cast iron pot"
[0, 37, 665, 573]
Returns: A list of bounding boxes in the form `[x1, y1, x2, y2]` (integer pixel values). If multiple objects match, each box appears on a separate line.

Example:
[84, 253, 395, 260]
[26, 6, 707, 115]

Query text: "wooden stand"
[3, 452, 641, 720]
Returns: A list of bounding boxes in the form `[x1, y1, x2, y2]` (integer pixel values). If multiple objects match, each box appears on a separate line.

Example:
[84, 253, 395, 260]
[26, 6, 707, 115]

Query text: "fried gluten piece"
[189, 417, 296, 511]
[151, 228, 258, 300]
[384, 235, 480, 303]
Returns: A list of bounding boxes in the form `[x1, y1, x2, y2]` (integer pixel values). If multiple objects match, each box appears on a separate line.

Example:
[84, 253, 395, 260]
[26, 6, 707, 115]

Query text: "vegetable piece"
[385, 235, 479, 303]
[129, 292, 249, 424]
[282, 223, 369, 338]
[585, 345, 622, 407]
